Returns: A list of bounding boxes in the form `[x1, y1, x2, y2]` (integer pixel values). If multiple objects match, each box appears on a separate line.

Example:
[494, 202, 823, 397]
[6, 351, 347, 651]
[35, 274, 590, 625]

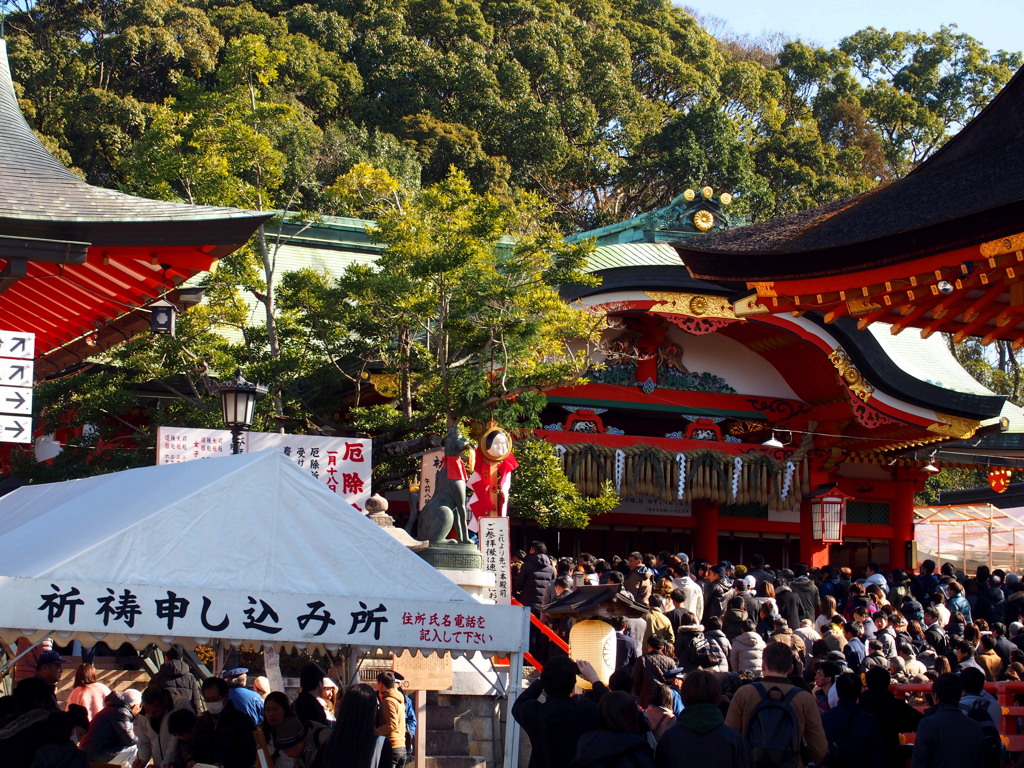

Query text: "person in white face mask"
[188, 677, 257, 768]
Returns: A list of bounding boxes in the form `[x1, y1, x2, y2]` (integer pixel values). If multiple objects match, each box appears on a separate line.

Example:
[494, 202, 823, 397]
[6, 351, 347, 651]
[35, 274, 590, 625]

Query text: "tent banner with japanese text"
[156, 427, 372, 510]
[0, 576, 529, 655]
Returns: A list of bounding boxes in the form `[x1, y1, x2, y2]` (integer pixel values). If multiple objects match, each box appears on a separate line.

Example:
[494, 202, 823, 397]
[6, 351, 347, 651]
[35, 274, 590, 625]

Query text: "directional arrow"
[0, 414, 31, 443]
[0, 359, 32, 388]
[0, 386, 31, 416]
[0, 330, 34, 360]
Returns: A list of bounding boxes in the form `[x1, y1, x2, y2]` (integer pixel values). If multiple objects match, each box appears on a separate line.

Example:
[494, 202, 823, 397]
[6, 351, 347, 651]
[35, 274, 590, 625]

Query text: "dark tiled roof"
[0, 39, 268, 246]
[674, 67, 1024, 282]
[542, 584, 650, 617]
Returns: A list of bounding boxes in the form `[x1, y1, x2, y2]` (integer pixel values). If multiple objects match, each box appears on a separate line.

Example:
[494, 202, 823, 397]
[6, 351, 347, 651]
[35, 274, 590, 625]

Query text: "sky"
[681, 0, 1024, 55]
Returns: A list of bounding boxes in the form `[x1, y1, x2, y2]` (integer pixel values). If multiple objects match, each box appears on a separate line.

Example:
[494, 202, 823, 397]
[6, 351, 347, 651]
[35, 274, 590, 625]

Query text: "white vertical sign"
[0, 331, 33, 443]
[479, 517, 512, 605]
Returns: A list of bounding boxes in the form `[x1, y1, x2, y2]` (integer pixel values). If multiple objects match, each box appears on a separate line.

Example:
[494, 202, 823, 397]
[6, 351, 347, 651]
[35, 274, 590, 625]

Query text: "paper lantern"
[569, 619, 616, 689]
[989, 468, 1013, 493]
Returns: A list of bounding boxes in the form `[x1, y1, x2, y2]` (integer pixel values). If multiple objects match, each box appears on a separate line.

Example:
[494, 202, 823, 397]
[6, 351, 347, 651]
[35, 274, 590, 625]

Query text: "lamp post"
[210, 368, 268, 455]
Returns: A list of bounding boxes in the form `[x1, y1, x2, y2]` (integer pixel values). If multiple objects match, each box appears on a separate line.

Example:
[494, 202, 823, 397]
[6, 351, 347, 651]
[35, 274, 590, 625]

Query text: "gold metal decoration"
[720, 193, 732, 205]
[693, 210, 715, 231]
[479, 425, 513, 462]
[846, 296, 883, 315]
[828, 349, 875, 401]
[928, 412, 981, 440]
[733, 293, 771, 317]
[646, 291, 737, 319]
[367, 373, 400, 398]
[683, 188, 696, 201]
[701, 186, 714, 198]
[980, 232, 1024, 258]
[749, 281, 778, 298]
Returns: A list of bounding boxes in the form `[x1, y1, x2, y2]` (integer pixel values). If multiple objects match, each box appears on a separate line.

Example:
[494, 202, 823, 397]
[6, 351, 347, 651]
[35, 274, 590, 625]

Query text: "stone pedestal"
[435, 568, 495, 604]
[418, 542, 484, 572]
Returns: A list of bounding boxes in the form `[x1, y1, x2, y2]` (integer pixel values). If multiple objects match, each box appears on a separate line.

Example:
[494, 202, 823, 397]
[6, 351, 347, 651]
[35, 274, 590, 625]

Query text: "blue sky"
[681, 0, 1023, 54]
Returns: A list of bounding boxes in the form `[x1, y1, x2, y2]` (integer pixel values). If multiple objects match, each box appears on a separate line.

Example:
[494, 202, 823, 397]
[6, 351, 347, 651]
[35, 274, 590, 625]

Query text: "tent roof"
[0, 452, 527, 654]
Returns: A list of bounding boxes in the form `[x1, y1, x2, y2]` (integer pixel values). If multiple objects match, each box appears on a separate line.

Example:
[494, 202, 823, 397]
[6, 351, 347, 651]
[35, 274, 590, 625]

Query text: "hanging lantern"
[569, 619, 616, 690]
[808, 484, 853, 544]
[989, 468, 1013, 493]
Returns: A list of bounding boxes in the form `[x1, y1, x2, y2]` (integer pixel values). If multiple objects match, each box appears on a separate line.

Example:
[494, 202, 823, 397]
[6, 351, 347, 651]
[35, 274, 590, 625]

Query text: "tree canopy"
[4, 1, 1019, 229]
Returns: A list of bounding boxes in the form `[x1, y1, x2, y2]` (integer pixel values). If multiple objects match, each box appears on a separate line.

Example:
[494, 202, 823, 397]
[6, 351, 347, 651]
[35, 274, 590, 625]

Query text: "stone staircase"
[424, 693, 487, 768]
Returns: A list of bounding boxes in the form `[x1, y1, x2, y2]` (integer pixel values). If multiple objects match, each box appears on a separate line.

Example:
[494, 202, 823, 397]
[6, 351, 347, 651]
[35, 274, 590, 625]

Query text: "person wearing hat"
[274, 716, 330, 768]
[34, 649, 70, 710]
[78, 688, 142, 765]
[222, 667, 264, 728]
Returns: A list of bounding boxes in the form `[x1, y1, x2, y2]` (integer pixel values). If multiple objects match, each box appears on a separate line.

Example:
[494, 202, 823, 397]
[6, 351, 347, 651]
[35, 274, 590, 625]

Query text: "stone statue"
[417, 427, 472, 545]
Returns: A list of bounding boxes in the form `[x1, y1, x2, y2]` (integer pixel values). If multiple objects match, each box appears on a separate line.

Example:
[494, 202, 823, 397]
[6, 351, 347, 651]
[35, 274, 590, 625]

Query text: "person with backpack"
[911, 674, 984, 768]
[957, 667, 1004, 768]
[675, 613, 722, 672]
[724, 643, 827, 768]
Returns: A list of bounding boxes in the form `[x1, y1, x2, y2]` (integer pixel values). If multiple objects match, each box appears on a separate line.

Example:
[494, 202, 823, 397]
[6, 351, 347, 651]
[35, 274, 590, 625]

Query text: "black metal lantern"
[150, 299, 178, 336]
[210, 368, 268, 454]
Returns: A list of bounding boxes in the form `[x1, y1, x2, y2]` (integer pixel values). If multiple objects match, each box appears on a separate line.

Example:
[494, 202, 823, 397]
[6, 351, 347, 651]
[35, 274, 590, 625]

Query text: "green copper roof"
[585, 242, 682, 273]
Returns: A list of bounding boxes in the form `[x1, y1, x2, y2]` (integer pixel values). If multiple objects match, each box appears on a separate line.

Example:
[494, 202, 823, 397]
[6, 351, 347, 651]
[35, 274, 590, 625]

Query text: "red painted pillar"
[799, 497, 830, 569]
[692, 499, 719, 563]
[889, 478, 917, 571]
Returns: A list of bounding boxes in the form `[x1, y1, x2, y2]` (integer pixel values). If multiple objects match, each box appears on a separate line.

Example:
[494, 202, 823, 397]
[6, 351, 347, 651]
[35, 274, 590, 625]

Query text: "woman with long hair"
[815, 595, 838, 634]
[313, 684, 391, 768]
[65, 663, 111, 721]
[571, 690, 655, 767]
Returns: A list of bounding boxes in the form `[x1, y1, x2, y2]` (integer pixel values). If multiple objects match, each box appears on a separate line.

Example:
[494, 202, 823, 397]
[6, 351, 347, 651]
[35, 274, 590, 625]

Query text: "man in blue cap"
[34, 649, 70, 709]
[222, 667, 264, 727]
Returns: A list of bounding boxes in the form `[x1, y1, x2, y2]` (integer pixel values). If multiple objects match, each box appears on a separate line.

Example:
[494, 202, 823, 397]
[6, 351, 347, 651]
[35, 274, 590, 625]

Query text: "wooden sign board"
[391, 650, 453, 691]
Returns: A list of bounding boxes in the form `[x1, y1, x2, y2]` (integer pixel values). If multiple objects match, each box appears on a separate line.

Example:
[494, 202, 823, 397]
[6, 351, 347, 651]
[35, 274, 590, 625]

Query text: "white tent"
[0, 450, 528, 657]
[0, 450, 530, 765]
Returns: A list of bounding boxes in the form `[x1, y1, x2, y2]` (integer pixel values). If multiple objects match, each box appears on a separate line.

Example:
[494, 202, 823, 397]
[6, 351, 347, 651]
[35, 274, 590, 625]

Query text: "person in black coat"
[821, 674, 885, 768]
[191, 677, 256, 768]
[513, 655, 601, 768]
[150, 650, 204, 714]
[858, 667, 922, 768]
[655, 670, 750, 768]
[294, 663, 329, 727]
[911, 674, 984, 768]
[513, 541, 557, 610]
[571, 691, 654, 768]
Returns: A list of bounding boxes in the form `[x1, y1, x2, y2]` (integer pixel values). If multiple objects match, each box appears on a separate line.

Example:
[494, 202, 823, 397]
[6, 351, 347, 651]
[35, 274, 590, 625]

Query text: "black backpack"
[745, 683, 802, 768]
[964, 698, 1004, 768]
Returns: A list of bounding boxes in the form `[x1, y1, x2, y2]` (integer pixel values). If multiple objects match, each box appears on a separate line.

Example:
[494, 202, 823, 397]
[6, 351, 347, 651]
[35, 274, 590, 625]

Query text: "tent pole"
[503, 651, 524, 768]
[963, 525, 968, 575]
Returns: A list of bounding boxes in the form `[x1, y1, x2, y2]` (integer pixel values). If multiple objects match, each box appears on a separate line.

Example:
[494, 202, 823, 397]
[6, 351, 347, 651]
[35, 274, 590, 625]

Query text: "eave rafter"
[748, 232, 1024, 345]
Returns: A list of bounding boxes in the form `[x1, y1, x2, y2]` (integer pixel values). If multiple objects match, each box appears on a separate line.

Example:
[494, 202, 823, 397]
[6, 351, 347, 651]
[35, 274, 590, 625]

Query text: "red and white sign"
[156, 427, 372, 510]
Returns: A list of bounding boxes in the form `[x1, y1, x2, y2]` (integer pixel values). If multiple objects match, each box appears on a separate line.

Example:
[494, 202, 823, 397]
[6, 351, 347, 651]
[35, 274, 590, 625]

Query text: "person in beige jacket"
[725, 642, 827, 768]
[376, 671, 408, 767]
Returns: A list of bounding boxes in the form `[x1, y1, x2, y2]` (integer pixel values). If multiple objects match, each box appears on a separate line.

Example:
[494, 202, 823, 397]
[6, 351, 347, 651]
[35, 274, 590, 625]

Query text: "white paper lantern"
[569, 619, 616, 689]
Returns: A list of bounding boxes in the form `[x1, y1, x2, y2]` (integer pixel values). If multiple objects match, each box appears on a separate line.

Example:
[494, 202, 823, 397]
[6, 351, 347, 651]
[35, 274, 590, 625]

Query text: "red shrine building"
[0, 39, 268, 376]
[526, 65, 1024, 571]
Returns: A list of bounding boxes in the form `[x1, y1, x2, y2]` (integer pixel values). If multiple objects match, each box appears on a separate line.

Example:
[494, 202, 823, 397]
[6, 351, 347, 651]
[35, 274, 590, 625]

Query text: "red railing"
[511, 598, 570, 672]
[892, 681, 1024, 752]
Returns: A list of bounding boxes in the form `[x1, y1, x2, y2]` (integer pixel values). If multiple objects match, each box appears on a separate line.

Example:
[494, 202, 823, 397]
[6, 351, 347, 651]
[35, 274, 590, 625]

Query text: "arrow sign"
[0, 331, 34, 360]
[0, 358, 32, 388]
[0, 386, 32, 416]
[0, 415, 31, 444]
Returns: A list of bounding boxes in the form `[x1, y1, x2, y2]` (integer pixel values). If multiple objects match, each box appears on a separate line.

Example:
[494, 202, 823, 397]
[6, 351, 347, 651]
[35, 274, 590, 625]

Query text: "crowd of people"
[512, 544, 1024, 768]
[0, 649, 416, 768]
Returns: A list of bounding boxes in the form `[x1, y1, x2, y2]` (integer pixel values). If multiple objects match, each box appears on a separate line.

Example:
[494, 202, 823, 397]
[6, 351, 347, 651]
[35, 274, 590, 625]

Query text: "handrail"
[510, 598, 570, 672]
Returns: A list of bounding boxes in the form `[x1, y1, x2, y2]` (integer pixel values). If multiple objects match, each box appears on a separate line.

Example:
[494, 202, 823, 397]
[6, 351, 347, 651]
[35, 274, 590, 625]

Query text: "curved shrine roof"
[0, 39, 270, 362]
[672, 66, 1024, 282]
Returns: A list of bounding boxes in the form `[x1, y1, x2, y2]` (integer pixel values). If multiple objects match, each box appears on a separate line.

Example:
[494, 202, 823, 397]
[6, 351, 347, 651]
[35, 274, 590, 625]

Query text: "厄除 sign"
[156, 427, 373, 510]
